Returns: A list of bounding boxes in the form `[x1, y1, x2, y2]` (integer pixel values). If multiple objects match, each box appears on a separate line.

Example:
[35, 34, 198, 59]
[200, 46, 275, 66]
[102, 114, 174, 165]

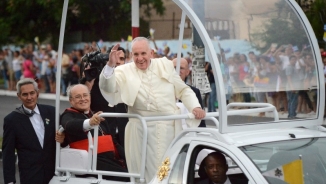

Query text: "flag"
[263, 159, 303, 184]
[224, 48, 231, 53]
[34, 36, 39, 44]
[214, 35, 220, 40]
[292, 45, 299, 52]
[97, 39, 103, 48]
[149, 28, 155, 38]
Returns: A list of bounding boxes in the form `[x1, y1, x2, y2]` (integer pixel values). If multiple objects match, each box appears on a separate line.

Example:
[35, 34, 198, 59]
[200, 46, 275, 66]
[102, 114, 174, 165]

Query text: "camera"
[82, 50, 109, 81]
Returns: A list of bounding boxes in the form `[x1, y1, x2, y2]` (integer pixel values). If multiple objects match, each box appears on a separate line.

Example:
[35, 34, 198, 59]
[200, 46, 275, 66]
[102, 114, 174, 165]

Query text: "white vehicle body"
[51, 0, 326, 183]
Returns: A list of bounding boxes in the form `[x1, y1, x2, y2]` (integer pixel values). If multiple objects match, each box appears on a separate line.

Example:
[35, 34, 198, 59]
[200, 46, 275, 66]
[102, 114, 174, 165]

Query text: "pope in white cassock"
[99, 37, 206, 182]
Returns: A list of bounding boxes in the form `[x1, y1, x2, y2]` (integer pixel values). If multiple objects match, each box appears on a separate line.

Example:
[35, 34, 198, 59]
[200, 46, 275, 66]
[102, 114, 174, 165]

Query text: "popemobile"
[50, 0, 326, 183]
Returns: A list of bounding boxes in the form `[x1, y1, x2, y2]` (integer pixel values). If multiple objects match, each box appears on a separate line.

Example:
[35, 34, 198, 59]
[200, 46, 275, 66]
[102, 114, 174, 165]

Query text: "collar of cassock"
[67, 107, 93, 117]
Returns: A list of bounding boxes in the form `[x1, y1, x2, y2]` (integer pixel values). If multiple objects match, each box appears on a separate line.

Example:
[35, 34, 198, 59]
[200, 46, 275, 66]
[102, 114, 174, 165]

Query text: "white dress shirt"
[24, 105, 45, 148]
[103, 64, 115, 77]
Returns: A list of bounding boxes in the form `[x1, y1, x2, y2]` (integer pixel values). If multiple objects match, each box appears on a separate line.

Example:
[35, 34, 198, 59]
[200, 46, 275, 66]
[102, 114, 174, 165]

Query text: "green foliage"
[0, 0, 165, 47]
[250, 1, 309, 52]
[305, 0, 326, 46]
[251, 18, 308, 52]
[294, 0, 326, 47]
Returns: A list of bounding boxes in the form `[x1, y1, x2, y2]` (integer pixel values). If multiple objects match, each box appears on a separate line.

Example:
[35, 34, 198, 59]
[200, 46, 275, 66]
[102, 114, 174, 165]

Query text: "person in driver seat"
[197, 152, 231, 184]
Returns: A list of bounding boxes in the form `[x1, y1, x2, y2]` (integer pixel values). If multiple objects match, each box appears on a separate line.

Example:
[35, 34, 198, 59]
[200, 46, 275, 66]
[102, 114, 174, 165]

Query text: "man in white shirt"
[2, 78, 64, 184]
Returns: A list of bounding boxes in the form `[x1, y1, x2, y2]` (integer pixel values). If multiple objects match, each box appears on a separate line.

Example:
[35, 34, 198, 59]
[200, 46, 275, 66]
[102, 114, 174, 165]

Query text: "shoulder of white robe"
[152, 57, 175, 83]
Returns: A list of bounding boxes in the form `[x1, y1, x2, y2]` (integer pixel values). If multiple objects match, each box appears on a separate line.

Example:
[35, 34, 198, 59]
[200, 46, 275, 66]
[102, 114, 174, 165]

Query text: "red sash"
[69, 135, 115, 154]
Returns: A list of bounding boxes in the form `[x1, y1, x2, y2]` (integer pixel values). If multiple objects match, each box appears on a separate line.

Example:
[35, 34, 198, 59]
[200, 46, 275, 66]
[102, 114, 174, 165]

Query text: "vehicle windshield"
[240, 138, 326, 184]
[183, 0, 320, 123]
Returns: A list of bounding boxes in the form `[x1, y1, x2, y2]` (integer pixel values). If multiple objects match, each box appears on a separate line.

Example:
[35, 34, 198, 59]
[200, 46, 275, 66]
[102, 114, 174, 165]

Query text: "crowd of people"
[209, 43, 324, 119]
[0, 42, 113, 95]
[1, 40, 325, 117]
[1, 40, 325, 118]
[0, 39, 184, 94]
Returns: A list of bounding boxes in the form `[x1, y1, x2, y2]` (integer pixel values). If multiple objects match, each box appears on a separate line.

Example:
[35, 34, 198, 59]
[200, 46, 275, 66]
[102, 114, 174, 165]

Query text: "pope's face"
[132, 40, 153, 70]
[69, 85, 91, 112]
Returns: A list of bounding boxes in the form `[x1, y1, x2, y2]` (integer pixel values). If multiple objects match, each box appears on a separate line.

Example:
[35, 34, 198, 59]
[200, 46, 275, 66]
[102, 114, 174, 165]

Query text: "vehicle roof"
[227, 127, 326, 147]
[175, 127, 326, 148]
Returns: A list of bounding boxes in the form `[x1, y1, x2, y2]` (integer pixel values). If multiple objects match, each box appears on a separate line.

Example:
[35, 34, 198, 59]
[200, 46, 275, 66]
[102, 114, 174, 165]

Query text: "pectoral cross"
[144, 99, 152, 110]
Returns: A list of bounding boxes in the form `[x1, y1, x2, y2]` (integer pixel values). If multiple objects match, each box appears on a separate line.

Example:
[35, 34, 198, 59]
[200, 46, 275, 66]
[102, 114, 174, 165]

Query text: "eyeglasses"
[71, 93, 90, 100]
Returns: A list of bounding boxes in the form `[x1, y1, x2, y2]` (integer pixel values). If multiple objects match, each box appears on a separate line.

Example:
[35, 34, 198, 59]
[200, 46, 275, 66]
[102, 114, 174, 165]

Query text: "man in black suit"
[60, 84, 128, 181]
[2, 78, 64, 184]
[173, 58, 206, 127]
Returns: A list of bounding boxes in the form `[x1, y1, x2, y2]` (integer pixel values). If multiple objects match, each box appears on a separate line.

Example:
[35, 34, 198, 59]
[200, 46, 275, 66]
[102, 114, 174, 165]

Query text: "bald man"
[173, 58, 206, 127]
[60, 84, 128, 181]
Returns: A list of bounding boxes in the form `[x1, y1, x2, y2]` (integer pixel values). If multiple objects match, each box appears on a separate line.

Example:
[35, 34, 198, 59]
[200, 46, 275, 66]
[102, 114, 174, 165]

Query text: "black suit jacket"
[188, 85, 206, 127]
[2, 104, 56, 184]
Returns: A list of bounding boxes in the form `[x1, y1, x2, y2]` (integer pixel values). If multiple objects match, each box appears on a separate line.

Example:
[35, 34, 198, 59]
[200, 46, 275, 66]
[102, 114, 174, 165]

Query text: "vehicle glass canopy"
[239, 138, 326, 184]
[175, 0, 323, 130]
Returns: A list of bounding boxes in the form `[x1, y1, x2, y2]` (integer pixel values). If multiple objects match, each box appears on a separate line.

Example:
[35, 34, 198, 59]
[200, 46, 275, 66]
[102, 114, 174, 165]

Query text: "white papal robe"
[99, 57, 201, 182]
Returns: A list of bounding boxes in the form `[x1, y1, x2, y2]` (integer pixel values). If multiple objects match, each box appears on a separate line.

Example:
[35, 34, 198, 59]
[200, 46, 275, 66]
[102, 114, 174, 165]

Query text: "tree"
[250, 0, 310, 52]
[303, 0, 326, 47]
[295, 0, 326, 47]
[0, 0, 165, 47]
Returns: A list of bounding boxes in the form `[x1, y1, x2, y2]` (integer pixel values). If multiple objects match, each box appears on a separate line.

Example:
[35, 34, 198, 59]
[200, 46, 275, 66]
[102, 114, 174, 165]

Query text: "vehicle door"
[167, 140, 267, 184]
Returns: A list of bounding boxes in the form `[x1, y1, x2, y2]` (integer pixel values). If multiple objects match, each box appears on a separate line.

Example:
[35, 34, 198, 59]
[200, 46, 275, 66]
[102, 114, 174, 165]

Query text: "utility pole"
[132, 0, 140, 39]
